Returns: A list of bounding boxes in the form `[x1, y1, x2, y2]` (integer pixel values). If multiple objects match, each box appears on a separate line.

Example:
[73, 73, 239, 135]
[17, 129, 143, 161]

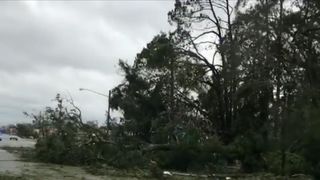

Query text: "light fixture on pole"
[79, 88, 111, 134]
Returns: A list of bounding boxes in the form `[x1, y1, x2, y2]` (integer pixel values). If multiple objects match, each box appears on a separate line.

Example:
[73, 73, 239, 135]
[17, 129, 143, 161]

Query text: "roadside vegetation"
[0, 175, 27, 180]
[22, 0, 320, 179]
[0, 146, 35, 162]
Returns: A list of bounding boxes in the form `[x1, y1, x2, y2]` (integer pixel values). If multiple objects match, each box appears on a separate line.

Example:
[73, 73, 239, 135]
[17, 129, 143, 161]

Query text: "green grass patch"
[0, 174, 27, 180]
[0, 147, 36, 162]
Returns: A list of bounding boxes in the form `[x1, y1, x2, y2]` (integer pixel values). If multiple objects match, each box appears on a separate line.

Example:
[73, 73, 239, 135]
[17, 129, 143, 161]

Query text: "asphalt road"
[0, 134, 36, 175]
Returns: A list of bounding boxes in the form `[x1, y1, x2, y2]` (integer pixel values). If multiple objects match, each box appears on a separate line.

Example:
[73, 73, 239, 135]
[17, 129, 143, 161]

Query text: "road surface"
[0, 134, 36, 148]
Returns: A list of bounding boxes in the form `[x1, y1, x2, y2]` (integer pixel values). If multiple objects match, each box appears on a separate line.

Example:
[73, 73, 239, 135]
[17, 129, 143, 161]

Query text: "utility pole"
[106, 90, 111, 135]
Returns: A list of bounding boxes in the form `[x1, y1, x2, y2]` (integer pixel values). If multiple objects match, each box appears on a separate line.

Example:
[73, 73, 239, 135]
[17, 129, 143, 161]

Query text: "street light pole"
[79, 88, 112, 133]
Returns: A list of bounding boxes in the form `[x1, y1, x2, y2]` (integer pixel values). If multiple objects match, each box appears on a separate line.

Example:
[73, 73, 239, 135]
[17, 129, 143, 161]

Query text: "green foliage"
[110, 150, 147, 169]
[29, 94, 99, 165]
[229, 132, 268, 172]
[150, 144, 199, 171]
[110, 33, 206, 144]
[36, 135, 63, 163]
[149, 160, 163, 179]
[148, 135, 228, 173]
[136, 33, 174, 69]
[301, 107, 320, 178]
[0, 175, 28, 180]
[35, 134, 94, 165]
[264, 151, 307, 175]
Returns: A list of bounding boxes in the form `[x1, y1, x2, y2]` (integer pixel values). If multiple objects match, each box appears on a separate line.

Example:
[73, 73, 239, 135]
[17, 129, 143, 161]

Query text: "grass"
[0, 147, 36, 162]
[85, 165, 152, 178]
[0, 175, 27, 180]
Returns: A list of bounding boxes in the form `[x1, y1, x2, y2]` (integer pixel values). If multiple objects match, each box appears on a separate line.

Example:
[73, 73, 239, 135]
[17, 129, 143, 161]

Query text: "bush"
[312, 162, 320, 179]
[148, 144, 197, 171]
[35, 134, 97, 165]
[149, 136, 229, 173]
[149, 160, 163, 178]
[229, 133, 267, 172]
[109, 150, 147, 169]
[35, 135, 65, 163]
[264, 151, 307, 175]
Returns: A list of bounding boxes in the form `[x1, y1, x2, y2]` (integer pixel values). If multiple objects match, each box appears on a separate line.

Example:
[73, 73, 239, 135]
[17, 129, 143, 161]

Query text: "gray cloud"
[0, 1, 174, 126]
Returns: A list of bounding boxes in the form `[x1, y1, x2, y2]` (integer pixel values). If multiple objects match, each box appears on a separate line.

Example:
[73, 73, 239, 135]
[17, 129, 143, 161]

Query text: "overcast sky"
[0, 1, 174, 126]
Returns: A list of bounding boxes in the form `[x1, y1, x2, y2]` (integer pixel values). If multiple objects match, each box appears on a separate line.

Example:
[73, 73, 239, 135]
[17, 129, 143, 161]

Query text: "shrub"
[150, 137, 229, 173]
[35, 134, 97, 165]
[229, 133, 267, 172]
[264, 151, 307, 175]
[109, 150, 147, 169]
[35, 135, 65, 163]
